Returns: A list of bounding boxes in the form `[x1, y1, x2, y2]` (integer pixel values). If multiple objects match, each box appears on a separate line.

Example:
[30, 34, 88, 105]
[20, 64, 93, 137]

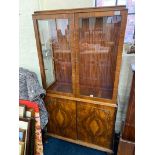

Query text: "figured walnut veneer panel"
[77, 102, 116, 149]
[45, 96, 77, 140]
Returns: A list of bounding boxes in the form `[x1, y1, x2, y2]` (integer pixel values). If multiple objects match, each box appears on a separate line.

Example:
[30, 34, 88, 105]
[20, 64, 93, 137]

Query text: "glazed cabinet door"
[45, 96, 77, 139]
[33, 14, 76, 95]
[77, 102, 116, 149]
[74, 10, 127, 102]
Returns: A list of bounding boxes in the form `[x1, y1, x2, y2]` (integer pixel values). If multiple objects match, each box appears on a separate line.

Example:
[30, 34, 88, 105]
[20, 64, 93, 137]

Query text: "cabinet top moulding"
[32, 5, 127, 17]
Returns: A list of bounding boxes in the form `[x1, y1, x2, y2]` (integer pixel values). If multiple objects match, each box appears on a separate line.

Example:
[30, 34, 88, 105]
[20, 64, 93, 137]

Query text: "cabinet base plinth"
[46, 133, 113, 154]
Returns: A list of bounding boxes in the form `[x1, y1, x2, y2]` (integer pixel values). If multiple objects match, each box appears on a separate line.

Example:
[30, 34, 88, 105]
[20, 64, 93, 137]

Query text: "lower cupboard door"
[45, 96, 77, 140]
[77, 102, 116, 149]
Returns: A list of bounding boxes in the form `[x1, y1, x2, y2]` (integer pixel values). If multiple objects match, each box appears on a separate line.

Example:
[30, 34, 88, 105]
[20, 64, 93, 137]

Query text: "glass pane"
[38, 19, 72, 93]
[79, 16, 122, 99]
[124, 15, 135, 43]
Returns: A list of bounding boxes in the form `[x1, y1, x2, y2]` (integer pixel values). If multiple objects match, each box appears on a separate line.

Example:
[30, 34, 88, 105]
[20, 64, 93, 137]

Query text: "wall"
[19, 0, 42, 83]
[39, 0, 94, 10]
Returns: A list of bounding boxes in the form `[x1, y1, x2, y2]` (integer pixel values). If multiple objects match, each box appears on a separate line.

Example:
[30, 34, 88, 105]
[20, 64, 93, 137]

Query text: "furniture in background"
[115, 52, 135, 133]
[32, 6, 127, 154]
[19, 100, 43, 155]
[117, 65, 135, 155]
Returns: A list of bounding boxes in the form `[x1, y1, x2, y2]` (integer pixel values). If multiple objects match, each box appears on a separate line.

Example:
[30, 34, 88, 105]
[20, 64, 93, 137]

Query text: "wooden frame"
[33, 13, 76, 96]
[33, 6, 126, 16]
[25, 108, 35, 118]
[117, 138, 135, 155]
[19, 105, 26, 118]
[19, 118, 31, 155]
[19, 141, 25, 155]
[74, 9, 127, 103]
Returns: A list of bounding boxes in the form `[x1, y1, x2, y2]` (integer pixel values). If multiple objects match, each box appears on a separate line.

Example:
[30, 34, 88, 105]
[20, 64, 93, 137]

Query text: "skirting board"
[46, 133, 113, 154]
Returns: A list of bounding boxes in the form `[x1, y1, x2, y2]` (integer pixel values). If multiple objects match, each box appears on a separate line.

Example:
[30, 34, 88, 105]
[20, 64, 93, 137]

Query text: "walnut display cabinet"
[32, 6, 127, 154]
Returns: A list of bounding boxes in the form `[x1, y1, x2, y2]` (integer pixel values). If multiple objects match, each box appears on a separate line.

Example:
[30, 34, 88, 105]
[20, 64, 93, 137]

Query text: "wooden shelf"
[80, 85, 113, 99]
[47, 81, 72, 93]
[47, 82, 113, 99]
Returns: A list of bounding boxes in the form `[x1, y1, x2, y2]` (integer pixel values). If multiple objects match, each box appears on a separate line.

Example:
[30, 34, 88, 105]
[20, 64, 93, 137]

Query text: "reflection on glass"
[38, 19, 72, 93]
[79, 16, 122, 99]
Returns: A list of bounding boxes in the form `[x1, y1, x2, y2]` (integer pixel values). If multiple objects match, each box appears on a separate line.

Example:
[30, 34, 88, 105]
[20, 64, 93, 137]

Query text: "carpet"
[43, 137, 108, 155]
